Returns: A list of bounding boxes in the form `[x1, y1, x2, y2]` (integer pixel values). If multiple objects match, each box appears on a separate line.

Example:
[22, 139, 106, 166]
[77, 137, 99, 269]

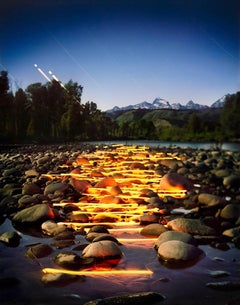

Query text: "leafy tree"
[221, 92, 240, 139]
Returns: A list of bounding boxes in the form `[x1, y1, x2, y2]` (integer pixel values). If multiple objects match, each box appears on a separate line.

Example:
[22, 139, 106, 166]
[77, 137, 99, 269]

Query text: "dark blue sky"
[1, 0, 239, 110]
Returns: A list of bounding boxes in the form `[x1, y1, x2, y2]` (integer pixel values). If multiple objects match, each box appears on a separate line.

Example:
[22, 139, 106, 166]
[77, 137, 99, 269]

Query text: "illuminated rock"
[0, 231, 21, 247]
[12, 204, 55, 224]
[155, 230, 197, 249]
[94, 177, 118, 188]
[82, 240, 123, 259]
[158, 240, 202, 262]
[41, 220, 68, 236]
[140, 223, 167, 237]
[159, 172, 193, 191]
[167, 218, 217, 236]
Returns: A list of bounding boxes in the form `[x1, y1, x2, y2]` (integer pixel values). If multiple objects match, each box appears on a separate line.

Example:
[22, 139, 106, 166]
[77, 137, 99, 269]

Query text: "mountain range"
[106, 94, 229, 113]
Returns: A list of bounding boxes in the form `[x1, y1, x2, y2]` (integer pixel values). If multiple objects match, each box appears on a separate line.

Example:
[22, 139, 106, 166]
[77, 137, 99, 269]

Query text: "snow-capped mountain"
[106, 95, 229, 112]
[211, 94, 230, 108]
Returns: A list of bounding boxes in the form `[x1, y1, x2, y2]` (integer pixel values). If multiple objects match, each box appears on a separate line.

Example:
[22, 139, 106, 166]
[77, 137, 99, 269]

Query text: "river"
[84, 140, 240, 152]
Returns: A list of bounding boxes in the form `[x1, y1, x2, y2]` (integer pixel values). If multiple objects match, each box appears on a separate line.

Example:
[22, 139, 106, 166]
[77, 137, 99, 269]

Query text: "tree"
[14, 88, 30, 139]
[221, 92, 240, 139]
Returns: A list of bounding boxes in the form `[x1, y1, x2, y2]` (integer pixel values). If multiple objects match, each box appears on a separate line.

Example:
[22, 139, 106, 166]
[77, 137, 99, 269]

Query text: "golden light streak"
[42, 268, 153, 276]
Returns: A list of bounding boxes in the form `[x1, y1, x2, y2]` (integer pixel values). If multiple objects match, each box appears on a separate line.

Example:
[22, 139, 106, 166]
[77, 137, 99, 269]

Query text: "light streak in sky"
[34, 64, 51, 82]
[50, 34, 102, 89]
[48, 70, 66, 89]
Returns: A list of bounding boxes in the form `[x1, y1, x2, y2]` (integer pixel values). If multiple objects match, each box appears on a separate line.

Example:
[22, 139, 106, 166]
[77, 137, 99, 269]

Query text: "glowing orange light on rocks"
[42, 268, 153, 277]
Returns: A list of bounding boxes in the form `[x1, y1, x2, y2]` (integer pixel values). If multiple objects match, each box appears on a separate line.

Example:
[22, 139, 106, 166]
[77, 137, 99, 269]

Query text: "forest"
[0, 70, 239, 144]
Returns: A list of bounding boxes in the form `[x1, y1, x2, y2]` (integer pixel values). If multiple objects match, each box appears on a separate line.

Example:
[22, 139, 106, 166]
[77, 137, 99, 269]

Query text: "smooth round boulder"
[158, 240, 202, 262]
[155, 230, 197, 249]
[140, 223, 167, 237]
[220, 204, 240, 221]
[82, 240, 123, 259]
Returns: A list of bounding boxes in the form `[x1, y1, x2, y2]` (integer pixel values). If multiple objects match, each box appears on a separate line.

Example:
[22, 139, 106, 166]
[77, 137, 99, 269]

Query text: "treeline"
[0, 70, 239, 143]
[0, 71, 116, 143]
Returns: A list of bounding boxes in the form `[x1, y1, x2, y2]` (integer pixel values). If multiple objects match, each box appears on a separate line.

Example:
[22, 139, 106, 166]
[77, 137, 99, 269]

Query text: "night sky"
[0, 0, 239, 110]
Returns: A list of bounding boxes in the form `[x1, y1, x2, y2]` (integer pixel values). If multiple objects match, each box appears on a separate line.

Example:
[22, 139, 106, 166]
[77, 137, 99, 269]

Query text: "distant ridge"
[106, 94, 230, 113]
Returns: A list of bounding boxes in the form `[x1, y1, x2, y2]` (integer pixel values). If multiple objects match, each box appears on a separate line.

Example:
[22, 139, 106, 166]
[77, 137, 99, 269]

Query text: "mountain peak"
[106, 95, 228, 112]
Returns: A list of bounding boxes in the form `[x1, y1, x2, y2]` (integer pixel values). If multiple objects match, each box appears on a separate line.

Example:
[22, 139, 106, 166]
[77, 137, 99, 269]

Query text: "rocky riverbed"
[0, 143, 240, 305]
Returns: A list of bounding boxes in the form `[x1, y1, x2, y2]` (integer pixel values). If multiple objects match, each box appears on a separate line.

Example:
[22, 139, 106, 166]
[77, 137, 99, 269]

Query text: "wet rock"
[92, 234, 120, 244]
[167, 217, 217, 236]
[67, 212, 89, 223]
[206, 281, 240, 290]
[82, 240, 123, 259]
[89, 225, 110, 234]
[18, 194, 39, 208]
[41, 272, 79, 286]
[44, 181, 69, 196]
[22, 182, 42, 195]
[25, 243, 53, 258]
[208, 270, 231, 278]
[94, 177, 118, 188]
[220, 204, 240, 221]
[25, 169, 39, 178]
[158, 240, 202, 262]
[155, 230, 197, 249]
[70, 179, 91, 193]
[198, 193, 225, 208]
[54, 251, 82, 270]
[84, 292, 165, 305]
[223, 175, 240, 189]
[139, 214, 159, 225]
[159, 172, 193, 191]
[0, 231, 21, 247]
[41, 220, 68, 236]
[12, 204, 55, 224]
[140, 223, 167, 237]
[222, 226, 240, 239]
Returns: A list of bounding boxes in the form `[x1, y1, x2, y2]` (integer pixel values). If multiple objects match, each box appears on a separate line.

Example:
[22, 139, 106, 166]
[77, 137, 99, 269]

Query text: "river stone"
[44, 181, 69, 196]
[54, 251, 82, 270]
[84, 292, 165, 305]
[82, 240, 123, 259]
[22, 183, 42, 195]
[198, 193, 225, 207]
[12, 204, 55, 223]
[41, 272, 79, 286]
[0, 231, 21, 247]
[41, 220, 68, 236]
[223, 175, 240, 189]
[158, 240, 202, 262]
[140, 223, 167, 237]
[155, 230, 197, 249]
[70, 179, 91, 193]
[88, 225, 110, 234]
[92, 234, 120, 244]
[94, 177, 118, 188]
[167, 218, 217, 236]
[206, 281, 240, 290]
[159, 172, 193, 191]
[18, 194, 39, 208]
[25, 243, 53, 258]
[222, 226, 240, 238]
[139, 214, 159, 225]
[220, 204, 240, 220]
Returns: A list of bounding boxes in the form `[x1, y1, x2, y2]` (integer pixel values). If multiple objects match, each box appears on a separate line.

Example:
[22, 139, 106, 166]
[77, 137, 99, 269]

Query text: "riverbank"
[0, 144, 240, 305]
